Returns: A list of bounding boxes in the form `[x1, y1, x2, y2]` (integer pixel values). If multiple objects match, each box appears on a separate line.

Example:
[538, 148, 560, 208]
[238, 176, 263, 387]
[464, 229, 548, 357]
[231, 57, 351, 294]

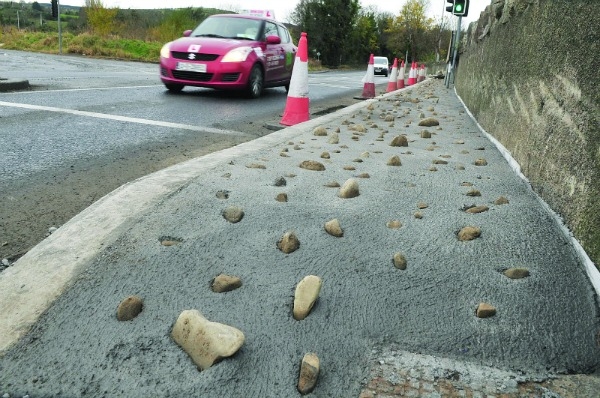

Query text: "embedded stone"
[390, 135, 409, 147]
[476, 303, 496, 318]
[338, 179, 360, 198]
[278, 231, 300, 254]
[433, 159, 448, 165]
[503, 268, 530, 279]
[246, 163, 266, 169]
[116, 295, 143, 321]
[458, 226, 481, 241]
[474, 158, 488, 166]
[414, 211, 423, 219]
[418, 117, 440, 127]
[171, 309, 245, 371]
[298, 353, 320, 395]
[293, 275, 322, 321]
[212, 274, 242, 293]
[465, 205, 489, 214]
[417, 202, 428, 209]
[384, 114, 395, 122]
[324, 181, 340, 188]
[387, 155, 402, 166]
[215, 190, 230, 200]
[276, 193, 288, 202]
[356, 173, 370, 178]
[328, 133, 339, 144]
[222, 206, 244, 223]
[299, 160, 326, 171]
[320, 152, 330, 159]
[393, 252, 407, 270]
[343, 166, 356, 171]
[386, 220, 402, 229]
[466, 189, 481, 197]
[160, 236, 182, 246]
[273, 176, 287, 187]
[420, 130, 432, 138]
[324, 219, 344, 237]
[495, 196, 510, 205]
[313, 126, 328, 136]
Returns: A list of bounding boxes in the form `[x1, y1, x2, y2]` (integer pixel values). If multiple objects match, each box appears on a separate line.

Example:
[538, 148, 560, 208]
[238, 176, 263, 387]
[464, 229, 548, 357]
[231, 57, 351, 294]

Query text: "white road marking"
[9, 84, 162, 94]
[0, 100, 248, 136]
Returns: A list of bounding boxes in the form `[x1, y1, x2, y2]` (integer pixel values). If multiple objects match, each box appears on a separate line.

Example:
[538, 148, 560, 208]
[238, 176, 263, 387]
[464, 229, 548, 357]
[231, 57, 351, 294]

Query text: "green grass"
[0, 29, 162, 62]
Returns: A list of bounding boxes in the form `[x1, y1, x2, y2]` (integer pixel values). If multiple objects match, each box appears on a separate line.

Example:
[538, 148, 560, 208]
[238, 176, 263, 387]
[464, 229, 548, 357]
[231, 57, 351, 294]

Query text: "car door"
[263, 21, 286, 82]
[277, 23, 296, 82]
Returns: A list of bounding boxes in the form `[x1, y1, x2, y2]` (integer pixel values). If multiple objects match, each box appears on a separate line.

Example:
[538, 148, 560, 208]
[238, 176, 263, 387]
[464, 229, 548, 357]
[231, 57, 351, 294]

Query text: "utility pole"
[17, 10, 20, 29]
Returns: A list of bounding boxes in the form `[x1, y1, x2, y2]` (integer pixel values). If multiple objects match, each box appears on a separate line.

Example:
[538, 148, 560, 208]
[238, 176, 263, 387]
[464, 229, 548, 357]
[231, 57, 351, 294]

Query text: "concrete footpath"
[1, 79, 599, 397]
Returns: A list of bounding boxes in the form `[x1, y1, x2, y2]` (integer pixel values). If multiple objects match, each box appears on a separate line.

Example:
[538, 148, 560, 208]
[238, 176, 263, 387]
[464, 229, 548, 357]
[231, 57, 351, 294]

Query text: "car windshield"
[374, 57, 388, 65]
[191, 16, 263, 40]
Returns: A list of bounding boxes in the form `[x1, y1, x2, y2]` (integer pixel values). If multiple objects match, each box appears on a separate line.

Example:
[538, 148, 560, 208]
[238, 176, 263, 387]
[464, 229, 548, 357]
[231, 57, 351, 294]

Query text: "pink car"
[160, 14, 297, 98]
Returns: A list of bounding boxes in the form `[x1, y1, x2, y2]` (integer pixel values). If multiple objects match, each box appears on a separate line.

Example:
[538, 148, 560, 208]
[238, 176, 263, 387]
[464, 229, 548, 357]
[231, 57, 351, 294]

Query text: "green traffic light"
[455, 4, 463, 12]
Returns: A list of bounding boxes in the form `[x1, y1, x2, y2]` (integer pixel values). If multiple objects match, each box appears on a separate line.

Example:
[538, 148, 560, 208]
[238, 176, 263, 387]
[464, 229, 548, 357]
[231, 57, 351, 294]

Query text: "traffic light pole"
[445, 16, 461, 88]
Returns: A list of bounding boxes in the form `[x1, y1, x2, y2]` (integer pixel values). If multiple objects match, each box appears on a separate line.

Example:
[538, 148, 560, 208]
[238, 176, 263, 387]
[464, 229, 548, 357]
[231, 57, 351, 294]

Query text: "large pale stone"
[278, 231, 300, 254]
[324, 219, 344, 237]
[313, 126, 328, 136]
[298, 352, 320, 394]
[387, 155, 402, 166]
[171, 310, 245, 371]
[293, 275, 322, 321]
[338, 179, 360, 198]
[465, 205, 489, 214]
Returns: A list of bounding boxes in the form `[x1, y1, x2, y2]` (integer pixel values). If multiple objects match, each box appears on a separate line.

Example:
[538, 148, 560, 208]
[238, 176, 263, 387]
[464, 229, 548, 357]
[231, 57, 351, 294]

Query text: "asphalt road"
[1, 78, 598, 397]
[0, 50, 376, 262]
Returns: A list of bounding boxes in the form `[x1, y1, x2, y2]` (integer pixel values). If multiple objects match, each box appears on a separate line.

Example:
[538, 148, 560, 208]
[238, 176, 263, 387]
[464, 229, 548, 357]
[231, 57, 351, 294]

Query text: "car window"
[277, 24, 290, 44]
[191, 16, 262, 40]
[264, 22, 279, 39]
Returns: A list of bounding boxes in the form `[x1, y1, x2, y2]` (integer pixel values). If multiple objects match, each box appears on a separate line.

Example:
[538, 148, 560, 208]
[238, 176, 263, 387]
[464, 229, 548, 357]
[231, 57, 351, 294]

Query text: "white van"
[374, 56, 390, 76]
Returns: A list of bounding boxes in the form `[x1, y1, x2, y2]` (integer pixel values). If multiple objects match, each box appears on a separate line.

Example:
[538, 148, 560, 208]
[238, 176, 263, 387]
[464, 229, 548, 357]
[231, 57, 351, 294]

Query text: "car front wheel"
[246, 64, 264, 99]
[165, 84, 184, 93]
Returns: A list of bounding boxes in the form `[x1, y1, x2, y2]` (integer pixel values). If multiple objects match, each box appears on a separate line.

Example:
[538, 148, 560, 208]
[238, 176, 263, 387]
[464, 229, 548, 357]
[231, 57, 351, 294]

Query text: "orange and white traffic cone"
[407, 62, 416, 86]
[417, 64, 425, 82]
[397, 60, 405, 89]
[386, 58, 399, 93]
[355, 54, 375, 99]
[280, 32, 309, 126]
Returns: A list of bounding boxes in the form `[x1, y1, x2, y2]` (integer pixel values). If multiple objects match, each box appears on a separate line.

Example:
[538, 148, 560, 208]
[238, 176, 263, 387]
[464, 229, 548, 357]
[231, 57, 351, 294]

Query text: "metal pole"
[445, 16, 462, 88]
[58, 0, 62, 55]
[17, 10, 20, 29]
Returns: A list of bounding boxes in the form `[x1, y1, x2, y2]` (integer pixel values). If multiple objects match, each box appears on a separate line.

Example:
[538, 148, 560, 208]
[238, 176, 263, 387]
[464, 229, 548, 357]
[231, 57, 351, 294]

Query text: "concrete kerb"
[0, 82, 420, 355]
[0, 78, 30, 92]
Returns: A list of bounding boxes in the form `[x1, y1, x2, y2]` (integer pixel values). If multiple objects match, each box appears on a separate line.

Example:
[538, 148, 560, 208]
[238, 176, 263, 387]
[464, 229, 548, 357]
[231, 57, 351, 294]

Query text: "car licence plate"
[176, 62, 207, 73]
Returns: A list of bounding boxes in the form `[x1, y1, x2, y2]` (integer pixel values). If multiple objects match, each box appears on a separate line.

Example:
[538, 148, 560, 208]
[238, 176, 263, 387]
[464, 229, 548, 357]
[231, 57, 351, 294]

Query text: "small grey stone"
[222, 206, 244, 223]
[273, 177, 287, 187]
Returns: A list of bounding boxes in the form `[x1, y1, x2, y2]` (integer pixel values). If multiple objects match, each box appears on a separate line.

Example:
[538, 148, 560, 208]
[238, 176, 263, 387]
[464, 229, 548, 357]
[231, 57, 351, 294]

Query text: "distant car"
[373, 56, 390, 77]
[159, 13, 297, 98]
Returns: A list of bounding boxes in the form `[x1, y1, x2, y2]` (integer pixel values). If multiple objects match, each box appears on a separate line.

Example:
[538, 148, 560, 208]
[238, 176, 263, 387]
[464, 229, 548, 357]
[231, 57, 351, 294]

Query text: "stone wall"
[455, 0, 600, 267]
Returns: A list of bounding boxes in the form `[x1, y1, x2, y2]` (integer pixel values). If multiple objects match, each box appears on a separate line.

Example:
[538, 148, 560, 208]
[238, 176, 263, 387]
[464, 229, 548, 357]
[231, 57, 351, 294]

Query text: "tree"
[84, 0, 119, 37]
[31, 1, 42, 12]
[291, 0, 360, 68]
[386, 0, 433, 62]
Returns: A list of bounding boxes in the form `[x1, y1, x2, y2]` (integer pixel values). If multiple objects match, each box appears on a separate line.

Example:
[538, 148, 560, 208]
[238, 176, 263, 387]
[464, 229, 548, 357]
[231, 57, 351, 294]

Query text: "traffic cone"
[407, 62, 417, 86]
[354, 54, 375, 99]
[280, 32, 309, 126]
[397, 60, 405, 89]
[386, 58, 399, 93]
[417, 64, 425, 82]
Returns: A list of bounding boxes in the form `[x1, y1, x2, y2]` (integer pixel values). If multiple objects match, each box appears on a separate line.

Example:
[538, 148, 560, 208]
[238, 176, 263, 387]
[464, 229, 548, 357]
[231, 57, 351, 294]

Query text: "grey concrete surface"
[1, 79, 599, 397]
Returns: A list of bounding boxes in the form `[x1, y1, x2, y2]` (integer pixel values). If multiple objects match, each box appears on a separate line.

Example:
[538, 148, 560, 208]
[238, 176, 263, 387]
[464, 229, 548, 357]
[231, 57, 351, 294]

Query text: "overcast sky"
[45, 0, 489, 25]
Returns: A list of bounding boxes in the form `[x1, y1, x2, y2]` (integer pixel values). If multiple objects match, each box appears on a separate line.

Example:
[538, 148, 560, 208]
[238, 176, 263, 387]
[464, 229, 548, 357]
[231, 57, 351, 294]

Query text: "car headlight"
[160, 43, 172, 59]
[222, 46, 253, 63]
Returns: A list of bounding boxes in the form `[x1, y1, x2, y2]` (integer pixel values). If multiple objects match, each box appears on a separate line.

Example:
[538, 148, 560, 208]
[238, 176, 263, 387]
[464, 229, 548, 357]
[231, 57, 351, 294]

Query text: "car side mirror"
[183, 30, 192, 37]
[266, 35, 281, 45]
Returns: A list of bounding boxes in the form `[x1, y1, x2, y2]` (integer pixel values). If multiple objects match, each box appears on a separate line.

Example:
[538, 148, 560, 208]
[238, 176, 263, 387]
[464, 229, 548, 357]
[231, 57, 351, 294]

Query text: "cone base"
[360, 82, 375, 99]
[280, 96, 310, 126]
[386, 82, 397, 93]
